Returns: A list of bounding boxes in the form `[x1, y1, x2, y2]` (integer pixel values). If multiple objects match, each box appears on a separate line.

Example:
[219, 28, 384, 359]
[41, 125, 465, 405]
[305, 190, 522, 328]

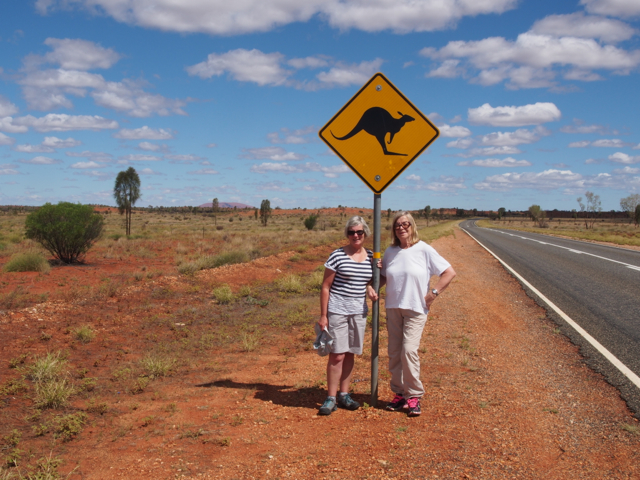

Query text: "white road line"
[462, 226, 640, 391]
[492, 229, 640, 271]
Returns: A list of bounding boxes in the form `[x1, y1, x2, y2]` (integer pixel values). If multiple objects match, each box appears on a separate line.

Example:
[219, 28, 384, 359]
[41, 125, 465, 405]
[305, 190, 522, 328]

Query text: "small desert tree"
[620, 194, 640, 225]
[114, 167, 141, 236]
[303, 213, 319, 230]
[212, 197, 219, 213]
[498, 207, 506, 220]
[528, 205, 546, 227]
[577, 191, 602, 229]
[25, 202, 104, 264]
[635, 205, 640, 228]
[424, 205, 431, 226]
[260, 199, 271, 226]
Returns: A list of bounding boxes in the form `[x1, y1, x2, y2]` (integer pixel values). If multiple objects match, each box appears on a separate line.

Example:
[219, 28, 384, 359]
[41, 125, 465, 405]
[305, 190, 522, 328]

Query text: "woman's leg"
[399, 309, 428, 398]
[339, 353, 355, 393]
[326, 352, 346, 397]
[386, 308, 405, 395]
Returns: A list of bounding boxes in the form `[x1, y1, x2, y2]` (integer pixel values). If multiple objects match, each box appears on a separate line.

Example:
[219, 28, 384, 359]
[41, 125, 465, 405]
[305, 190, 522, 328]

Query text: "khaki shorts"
[327, 312, 367, 355]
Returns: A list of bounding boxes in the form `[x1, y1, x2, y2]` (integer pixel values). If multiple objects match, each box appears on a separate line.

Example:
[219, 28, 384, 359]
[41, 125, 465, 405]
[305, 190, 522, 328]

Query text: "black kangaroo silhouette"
[331, 107, 415, 156]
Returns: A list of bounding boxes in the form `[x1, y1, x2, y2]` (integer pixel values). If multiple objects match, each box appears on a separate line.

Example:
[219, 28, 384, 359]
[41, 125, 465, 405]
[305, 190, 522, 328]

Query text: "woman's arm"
[319, 268, 336, 329]
[424, 266, 456, 309]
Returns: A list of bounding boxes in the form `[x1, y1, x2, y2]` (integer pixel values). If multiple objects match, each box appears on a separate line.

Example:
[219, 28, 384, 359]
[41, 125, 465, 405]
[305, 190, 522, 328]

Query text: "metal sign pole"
[371, 193, 381, 407]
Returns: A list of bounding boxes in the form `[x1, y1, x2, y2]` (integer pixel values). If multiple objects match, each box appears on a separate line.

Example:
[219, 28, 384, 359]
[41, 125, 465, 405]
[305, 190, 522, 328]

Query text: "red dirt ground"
[1, 228, 639, 479]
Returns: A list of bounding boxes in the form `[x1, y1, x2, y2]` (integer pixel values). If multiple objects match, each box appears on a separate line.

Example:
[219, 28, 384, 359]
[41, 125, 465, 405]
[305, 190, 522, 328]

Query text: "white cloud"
[460, 146, 523, 157]
[250, 161, 348, 176]
[139, 167, 163, 175]
[468, 103, 561, 127]
[426, 59, 463, 78]
[114, 126, 174, 140]
[395, 175, 465, 193]
[187, 49, 289, 86]
[474, 169, 584, 191]
[256, 181, 292, 192]
[609, 152, 640, 164]
[569, 140, 591, 148]
[42, 136, 82, 148]
[422, 31, 640, 89]
[267, 126, 316, 144]
[457, 157, 532, 167]
[0, 165, 20, 175]
[315, 59, 384, 88]
[20, 156, 62, 165]
[0, 133, 15, 146]
[14, 144, 55, 153]
[92, 79, 187, 117]
[406, 174, 421, 181]
[0, 96, 19, 116]
[15, 114, 118, 132]
[560, 121, 612, 135]
[303, 181, 341, 192]
[612, 166, 640, 174]
[0, 117, 29, 134]
[43, 38, 120, 70]
[446, 138, 475, 149]
[187, 168, 219, 175]
[530, 13, 637, 43]
[437, 124, 472, 138]
[581, 0, 640, 18]
[118, 154, 162, 162]
[36, 0, 518, 36]
[166, 154, 204, 163]
[288, 57, 330, 69]
[70, 161, 105, 169]
[66, 150, 113, 162]
[477, 127, 550, 146]
[592, 139, 630, 148]
[240, 146, 307, 161]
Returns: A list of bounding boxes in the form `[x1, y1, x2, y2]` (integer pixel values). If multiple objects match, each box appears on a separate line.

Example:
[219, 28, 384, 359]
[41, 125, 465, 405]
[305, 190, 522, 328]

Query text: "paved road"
[460, 220, 640, 416]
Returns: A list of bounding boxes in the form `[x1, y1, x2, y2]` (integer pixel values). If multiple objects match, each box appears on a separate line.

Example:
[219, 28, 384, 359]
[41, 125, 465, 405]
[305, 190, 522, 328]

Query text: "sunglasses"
[347, 230, 365, 236]
[394, 221, 411, 230]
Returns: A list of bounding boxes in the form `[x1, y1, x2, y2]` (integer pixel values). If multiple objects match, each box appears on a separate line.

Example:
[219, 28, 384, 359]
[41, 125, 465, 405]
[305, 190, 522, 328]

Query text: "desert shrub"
[140, 352, 177, 379]
[25, 202, 104, 264]
[303, 214, 319, 230]
[212, 285, 234, 304]
[276, 274, 303, 293]
[74, 325, 95, 344]
[2, 251, 50, 273]
[305, 270, 325, 291]
[178, 250, 250, 275]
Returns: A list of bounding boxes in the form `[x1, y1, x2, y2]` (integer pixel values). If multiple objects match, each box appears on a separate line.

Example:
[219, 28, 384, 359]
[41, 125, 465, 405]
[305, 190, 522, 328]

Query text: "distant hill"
[199, 202, 254, 209]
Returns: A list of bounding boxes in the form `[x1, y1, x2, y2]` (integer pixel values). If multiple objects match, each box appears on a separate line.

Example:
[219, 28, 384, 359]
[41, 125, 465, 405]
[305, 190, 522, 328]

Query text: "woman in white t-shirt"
[378, 212, 456, 417]
[317, 216, 376, 416]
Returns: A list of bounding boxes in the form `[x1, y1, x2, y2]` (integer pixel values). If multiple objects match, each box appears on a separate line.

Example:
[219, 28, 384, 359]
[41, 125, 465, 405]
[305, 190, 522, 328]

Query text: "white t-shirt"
[381, 241, 451, 314]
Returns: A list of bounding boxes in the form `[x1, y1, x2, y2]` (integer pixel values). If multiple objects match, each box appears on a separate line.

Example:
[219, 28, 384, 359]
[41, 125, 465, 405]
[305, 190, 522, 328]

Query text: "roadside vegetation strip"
[477, 219, 640, 248]
[461, 226, 640, 391]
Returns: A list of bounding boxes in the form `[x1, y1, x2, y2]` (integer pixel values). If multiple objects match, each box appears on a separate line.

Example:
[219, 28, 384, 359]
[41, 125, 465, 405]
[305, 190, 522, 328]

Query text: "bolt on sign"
[319, 73, 439, 194]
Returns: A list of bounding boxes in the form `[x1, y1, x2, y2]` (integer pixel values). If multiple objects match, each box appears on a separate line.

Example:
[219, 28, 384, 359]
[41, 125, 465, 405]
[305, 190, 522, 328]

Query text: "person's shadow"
[195, 379, 372, 410]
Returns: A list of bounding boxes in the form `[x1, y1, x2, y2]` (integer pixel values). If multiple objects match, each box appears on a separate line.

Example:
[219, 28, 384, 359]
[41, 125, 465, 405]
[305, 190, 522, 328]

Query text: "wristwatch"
[431, 289, 439, 296]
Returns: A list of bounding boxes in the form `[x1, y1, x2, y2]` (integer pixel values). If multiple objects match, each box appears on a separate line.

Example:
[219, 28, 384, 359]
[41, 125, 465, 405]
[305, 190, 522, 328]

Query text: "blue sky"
[1, 0, 640, 212]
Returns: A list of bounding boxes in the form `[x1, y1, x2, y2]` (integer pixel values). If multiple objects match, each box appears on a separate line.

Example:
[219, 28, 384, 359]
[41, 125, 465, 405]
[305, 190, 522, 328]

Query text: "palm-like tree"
[114, 167, 141, 236]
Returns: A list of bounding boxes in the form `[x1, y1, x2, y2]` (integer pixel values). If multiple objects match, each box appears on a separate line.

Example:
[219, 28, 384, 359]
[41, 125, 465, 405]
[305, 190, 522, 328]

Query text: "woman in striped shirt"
[317, 215, 376, 416]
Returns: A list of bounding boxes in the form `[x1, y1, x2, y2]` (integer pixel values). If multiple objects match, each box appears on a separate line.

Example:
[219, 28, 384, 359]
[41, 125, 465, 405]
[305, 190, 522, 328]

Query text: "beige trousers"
[386, 308, 428, 399]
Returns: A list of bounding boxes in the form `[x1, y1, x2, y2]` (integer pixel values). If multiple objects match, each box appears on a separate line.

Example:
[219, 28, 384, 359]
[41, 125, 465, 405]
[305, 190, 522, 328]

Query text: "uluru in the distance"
[199, 202, 254, 209]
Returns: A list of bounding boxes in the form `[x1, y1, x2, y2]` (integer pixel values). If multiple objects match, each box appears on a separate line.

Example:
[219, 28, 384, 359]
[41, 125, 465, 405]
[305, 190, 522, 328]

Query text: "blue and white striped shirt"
[324, 247, 373, 315]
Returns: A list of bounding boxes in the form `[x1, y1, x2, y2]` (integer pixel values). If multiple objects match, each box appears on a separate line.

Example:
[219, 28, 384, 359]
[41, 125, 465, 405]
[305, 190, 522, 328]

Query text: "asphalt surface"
[460, 220, 640, 417]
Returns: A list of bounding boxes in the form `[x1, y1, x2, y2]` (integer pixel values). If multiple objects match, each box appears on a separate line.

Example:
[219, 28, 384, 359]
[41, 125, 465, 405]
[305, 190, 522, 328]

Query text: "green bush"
[25, 202, 104, 264]
[303, 214, 319, 230]
[2, 252, 50, 273]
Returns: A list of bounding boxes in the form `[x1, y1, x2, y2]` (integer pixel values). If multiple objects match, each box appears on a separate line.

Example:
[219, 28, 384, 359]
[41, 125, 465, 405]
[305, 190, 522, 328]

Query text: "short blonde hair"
[344, 216, 371, 238]
[391, 211, 419, 247]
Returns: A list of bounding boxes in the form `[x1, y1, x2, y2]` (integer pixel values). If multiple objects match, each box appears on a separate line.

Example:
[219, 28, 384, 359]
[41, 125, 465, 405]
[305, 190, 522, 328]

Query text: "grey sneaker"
[318, 396, 337, 415]
[337, 393, 360, 411]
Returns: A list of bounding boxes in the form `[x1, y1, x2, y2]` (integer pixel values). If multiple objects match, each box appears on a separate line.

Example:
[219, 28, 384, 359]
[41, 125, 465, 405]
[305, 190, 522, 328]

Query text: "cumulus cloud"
[42, 136, 82, 148]
[468, 103, 561, 127]
[569, 140, 591, 148]
[569, 139, 633, 148]
[395, 175, 466, 193]
[267, 126, 316, 144]
[118, 154, 162, 162]
[19, 156, 62, 165]
[457, 157, 532, 167]
[15, 114, 118, 132]
[70, 161, 105, 169]
[560, 120, 614, 135]
[19, 38, 186, 116]
[36, 0, 518, 36]
[165, 154, 204, 164]
[250, 161, 349, 177]
[609, 152, 640, 164]
[437, 124, 472, 138]
[459, 146, 523, 157]
[256, 181, 292, 192]
[66, 150, 113, 162]
[477, 127, 550, 146]
[187, 168, 219, 175]
[0, 133, 15, 146]
[0, 96, 19, 116]
[240, 147, 308, 161]
[14, 144, 55, 153]
[0, 117, 29, 134]
[0, 164, 20, 175]
[530, 13, 637, 43]
[421, 28, 640, 89]
[581, 0, 640, 18]
[474, 169, 585, 191]
[303, 181, 341, 192]
[114, 126, 174, 140]
[187, 48, 382, 90]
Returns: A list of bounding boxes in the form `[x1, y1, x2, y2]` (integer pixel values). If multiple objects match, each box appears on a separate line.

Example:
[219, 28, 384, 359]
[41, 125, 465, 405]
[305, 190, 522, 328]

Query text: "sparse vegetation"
[2, 251, 50, 273]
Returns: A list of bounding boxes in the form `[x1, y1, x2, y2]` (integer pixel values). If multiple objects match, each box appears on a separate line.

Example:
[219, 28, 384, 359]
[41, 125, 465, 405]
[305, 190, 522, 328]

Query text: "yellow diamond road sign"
[319, 73, 439, 194]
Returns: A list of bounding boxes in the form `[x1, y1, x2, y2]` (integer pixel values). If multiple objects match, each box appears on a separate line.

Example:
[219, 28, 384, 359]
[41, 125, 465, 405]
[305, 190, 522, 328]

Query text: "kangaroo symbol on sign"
[331, 107, 415, 156]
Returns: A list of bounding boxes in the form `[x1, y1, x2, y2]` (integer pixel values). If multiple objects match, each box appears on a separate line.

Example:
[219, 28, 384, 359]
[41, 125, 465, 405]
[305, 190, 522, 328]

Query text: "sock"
[338, 392, 348, 397]
[327, 395, 336, 401]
